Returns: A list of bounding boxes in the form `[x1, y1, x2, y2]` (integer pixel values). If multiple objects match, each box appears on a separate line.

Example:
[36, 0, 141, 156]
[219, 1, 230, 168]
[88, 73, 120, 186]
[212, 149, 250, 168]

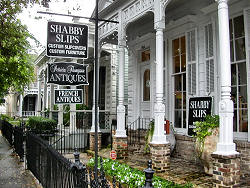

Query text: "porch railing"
[126, 117, 153, 146]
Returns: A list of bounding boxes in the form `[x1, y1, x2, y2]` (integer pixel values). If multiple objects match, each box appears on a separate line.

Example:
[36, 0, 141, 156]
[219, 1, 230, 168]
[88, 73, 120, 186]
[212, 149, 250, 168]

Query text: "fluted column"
[115, 44, 126, 137]
[214, 0, 238, 155]
[151, 0, 167, 144]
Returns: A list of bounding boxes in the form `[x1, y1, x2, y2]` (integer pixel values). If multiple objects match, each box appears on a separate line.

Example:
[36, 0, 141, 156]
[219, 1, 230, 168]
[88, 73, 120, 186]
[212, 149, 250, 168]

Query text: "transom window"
[230, 15, 248, 133]
[172, 36, 186, 129]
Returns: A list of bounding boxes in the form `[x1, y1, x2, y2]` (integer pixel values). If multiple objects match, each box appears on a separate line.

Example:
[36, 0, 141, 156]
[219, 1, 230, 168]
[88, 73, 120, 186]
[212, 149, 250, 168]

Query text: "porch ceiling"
[165, 0, 214, 23]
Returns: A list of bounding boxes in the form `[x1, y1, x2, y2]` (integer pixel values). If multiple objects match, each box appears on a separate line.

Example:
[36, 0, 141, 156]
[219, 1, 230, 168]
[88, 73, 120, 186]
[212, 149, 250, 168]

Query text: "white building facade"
[97, 0, 250, 182]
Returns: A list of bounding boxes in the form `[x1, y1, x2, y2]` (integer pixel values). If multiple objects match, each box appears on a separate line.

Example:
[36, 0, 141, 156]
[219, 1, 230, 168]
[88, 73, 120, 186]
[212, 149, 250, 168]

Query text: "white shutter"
[205, 23, 214, 93]
[187, 29, 197, 95]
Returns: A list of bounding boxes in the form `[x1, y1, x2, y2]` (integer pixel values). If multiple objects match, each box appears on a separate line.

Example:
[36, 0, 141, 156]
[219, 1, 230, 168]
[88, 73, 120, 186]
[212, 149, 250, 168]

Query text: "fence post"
[73, 149, 88, 188]
[143, 160, 155, 188]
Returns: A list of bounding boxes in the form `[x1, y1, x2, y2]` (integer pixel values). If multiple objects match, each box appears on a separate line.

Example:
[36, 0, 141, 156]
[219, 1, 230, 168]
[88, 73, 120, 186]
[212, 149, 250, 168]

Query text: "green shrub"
[26, 116, 57, 132]
[0, 114, 14, 121]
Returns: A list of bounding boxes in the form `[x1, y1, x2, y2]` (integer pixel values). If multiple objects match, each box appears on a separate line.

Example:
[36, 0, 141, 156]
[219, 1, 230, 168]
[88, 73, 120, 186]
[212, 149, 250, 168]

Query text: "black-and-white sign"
[188, 97, 213, 136]
[47, 21, 88, 58]
[47, 62, 89, 86]
[55, 89, 83, 104]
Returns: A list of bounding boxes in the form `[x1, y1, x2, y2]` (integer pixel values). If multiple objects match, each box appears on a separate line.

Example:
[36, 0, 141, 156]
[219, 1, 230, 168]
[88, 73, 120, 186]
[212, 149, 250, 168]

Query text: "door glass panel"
[231, 86, 237, 109]
[183, 110, 186, 128]
[143, 69, 150, 101]
[231, 64, 236, 86]
[175, 92, 182, 109]
[239, 85, 247, 108]
[233, 110, 237, 132]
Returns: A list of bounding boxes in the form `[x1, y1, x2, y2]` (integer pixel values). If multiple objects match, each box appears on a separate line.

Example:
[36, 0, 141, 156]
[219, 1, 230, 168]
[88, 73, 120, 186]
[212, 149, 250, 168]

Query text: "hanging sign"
[188, 97, 213, 136]
[47, 21, 88, 58]
[54, 89, 83, 104]
[47, 62, 89, 86]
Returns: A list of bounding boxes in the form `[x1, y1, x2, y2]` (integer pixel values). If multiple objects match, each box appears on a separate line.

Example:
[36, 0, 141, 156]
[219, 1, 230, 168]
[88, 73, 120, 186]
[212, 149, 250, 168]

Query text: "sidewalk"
[0, 132, 41, 188]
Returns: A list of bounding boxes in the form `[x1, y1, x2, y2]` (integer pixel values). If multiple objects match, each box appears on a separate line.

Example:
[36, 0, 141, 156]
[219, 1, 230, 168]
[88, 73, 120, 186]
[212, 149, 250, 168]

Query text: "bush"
[0, 114, 14, 121]
[26, 116, 57, 133]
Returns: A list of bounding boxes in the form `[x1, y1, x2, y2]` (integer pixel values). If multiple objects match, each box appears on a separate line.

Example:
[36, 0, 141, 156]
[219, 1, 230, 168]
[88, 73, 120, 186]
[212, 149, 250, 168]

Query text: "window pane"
[181, 54, 186, 72]
[173, 56, 180, 73]
[229, 19, 233, 40]
[231, 86, 237, 109]
[234, 15, 245, 38]
[231, 64, 236, 86]
[238, 62, 247, 85]
[239, 85, 247, 108]
[235, 38, 246, 61]
[173, 38, 179, 56]
[239, 109, 248, 132]
[230, 41, 234, 62]
[233, 110, 237, 132]
[143, 69, 150, 101]
[183, 74, 186, 91]
[183, 110, 186, 128]
[175, 110, 182, 128]
[175, 92, 182, 109]
[183, 92, 186, 109]
[175, 74, 182, 91]
[181, 36, 186, 54]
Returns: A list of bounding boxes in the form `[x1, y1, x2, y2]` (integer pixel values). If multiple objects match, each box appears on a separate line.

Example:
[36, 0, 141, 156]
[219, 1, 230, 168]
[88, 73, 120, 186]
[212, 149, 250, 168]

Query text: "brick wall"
[173, 134, 250, 172]
[235, 140, 250, 174]
[172, 134, 197, 162]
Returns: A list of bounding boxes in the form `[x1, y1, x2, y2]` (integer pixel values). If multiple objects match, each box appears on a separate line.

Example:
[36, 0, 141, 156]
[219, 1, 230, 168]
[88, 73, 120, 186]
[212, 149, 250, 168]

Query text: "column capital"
[154, 0, 166, 30]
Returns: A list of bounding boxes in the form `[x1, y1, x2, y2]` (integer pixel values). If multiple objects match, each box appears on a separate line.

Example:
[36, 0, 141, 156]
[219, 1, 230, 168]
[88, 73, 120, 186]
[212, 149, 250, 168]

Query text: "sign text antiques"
[55, 89, 83, 104]
[47, 21, 88, 58]
[47, 62, 88, 86]
[188, 97, 213, 136]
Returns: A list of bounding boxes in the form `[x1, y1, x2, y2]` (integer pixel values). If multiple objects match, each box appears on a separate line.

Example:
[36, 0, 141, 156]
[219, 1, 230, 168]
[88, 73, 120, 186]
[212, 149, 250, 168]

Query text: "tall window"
[172, 36, 186, 128]
[230, 15, 248, 133]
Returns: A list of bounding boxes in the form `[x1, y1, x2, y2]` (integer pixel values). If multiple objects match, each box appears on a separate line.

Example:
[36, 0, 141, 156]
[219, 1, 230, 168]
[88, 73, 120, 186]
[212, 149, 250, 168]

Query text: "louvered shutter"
[187, 29, 197, 95]
[205, 23, 215, 93]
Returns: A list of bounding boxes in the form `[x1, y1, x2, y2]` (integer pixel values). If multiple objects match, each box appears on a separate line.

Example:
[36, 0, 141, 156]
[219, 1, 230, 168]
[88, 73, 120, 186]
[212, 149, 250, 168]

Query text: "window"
[205, 23, 215, 93]
[230, 15, 248, 133]
[143, 69, 150, 101]
[172, 36, 186, 128]
[141, 50, 150, 62]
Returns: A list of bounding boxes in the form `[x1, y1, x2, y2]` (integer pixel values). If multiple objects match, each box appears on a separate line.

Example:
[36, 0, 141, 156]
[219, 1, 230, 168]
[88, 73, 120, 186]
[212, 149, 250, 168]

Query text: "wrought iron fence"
[1, 120, 13, 145]
[13, 125, 24, 162]
[126, 117, 153, 146]
[26, 132, 122, 188]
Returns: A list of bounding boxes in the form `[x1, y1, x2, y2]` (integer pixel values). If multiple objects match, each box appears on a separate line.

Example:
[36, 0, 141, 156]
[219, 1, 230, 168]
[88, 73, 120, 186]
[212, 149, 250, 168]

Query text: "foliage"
[144, 120, 154, 153]
[87, 157, 192, 188]
[194, 115, 219, 157]
[0, 114, 14, 122]
[76, 104, 89, 110]
[26, 116, 57, 133]
[0, 0, 37, 98]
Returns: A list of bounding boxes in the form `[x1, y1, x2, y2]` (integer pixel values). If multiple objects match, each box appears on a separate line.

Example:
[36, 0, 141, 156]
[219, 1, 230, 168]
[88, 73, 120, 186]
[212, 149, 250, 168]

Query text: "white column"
[151, 0, 167, 144]
[49, 83, 55, 119]
[70, 86, 76, 133]
[151, 28, 167, 144]
[19, 94, 23, 117]
[37, 76, 42, 116]
[115, 45, 126, 137]
[43, 71, 48, 114]
[214, 0, 238, 155]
